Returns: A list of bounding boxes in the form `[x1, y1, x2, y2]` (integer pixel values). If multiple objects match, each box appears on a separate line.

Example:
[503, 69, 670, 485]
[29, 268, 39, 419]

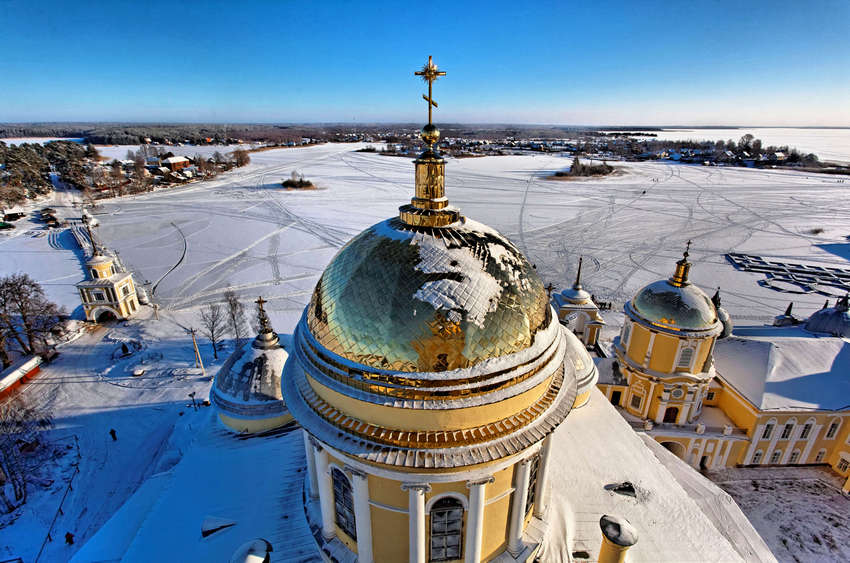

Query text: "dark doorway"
[610, 390, 622, 406]
[663, 406, 679, 423]
[700, 455, 709, 471]
[95, 309, 117, 323]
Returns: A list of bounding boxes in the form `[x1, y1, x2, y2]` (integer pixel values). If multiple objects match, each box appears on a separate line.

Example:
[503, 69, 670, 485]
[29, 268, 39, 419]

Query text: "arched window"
[331, 468, 356, 540]
[770, 449, 782, 464]
[752, 450, 763, 464]
[91, 268, 99, 279]
[815, 449, 827, 463]
[676, 346, 694, 370]
[826, 419, 841, 439]
[780, 420, 796, 440]
[430, 497, 463, 562]
[789, 450, 801, 464]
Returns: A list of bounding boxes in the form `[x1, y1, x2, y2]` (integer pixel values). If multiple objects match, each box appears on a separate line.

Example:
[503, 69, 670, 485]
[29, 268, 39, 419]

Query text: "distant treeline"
[0, 123, 330, 145]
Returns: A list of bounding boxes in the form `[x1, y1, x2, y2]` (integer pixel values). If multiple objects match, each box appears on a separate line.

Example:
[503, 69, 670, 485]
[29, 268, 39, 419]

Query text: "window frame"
[752, 450, 763, 464]
[815, 449, 826, 463]
[838, 458, 849, 473]
[630, 393, 642, 410]
[789, 450, 800, 464]
[331, 467, 357, 541]
[762, 424, 774, 440]
[429, 497, 464, 562]
[525, 455, 540, 516]
[826, 420, 840, 439]
[780, 423, 794, 440]
[800, 423, 812, 439]
[770, 450, 782, 464]
[676, 345, 695, 370]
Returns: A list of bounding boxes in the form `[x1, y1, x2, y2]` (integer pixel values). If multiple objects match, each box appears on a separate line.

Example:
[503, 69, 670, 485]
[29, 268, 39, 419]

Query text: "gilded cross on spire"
[415, 56, 446, 127]
[255, 296, 267, 312]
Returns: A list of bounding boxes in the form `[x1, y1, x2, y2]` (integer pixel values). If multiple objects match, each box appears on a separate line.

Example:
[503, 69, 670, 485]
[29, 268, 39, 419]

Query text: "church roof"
[714, 325, 850, 411]
[804, 297, 850, 338]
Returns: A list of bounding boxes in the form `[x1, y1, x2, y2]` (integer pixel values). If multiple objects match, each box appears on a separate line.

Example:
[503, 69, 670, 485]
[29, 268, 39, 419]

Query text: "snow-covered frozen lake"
[92, 142, 850, 334]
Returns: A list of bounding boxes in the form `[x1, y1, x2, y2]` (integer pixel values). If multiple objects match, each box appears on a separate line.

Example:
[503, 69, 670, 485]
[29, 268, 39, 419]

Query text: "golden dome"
[628, 245, 720, 333]
[306, 216, 550, 372]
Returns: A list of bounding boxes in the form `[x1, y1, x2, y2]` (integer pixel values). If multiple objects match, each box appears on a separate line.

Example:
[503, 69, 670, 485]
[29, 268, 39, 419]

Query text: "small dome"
[560, 286, 591, 304]
[306, 216, 549, 372]
[805, 300, 850, 338]
[631, 279, 719, 331]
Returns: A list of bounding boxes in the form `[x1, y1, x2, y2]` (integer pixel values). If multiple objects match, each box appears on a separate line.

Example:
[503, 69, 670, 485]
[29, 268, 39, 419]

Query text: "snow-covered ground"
[709, 466, 850, 563]
[646, 128, 850, 163]
[94, 143, 256, 161]
[0, 137, 84, 145]
[0, 309, 226, 562]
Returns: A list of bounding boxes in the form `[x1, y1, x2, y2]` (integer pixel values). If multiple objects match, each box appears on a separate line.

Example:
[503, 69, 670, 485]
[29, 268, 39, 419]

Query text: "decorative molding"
[368, 499, 408, 514]
[401, 482, 432, 493]
[466, 476, 495, 488]
[343, 464, 367, 479]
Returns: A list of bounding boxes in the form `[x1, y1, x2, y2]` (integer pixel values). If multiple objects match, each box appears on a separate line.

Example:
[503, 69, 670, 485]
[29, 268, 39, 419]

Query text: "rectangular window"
[525, 455, 540, 515]
[781, 424, 793, 440]
[93, 291, 105, 302]
[622, 323, 631, 347]
[800, 424, 812, 439]
[630, 394, 642, 410]
[762, 424, 774, 440]
[121, 285, 130, 297]
[676, 347, 694, 370]
[706, 391, 716, 401]
[815, 450, 826, 463]
[770, 450, 782, 464]
[838, 459, 849, 473]
[826, 422, 840, 439]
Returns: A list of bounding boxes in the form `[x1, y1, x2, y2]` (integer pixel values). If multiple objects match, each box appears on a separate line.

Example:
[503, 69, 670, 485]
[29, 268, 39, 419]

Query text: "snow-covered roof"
[541, 388, 752, 562]
[714, 325, 850, 411]
[72, 413, 315, 563]
[162, 156, 190, 164]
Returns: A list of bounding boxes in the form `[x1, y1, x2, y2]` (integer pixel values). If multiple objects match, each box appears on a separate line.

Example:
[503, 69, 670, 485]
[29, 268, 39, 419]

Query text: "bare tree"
[232, 149, 250, 167]
[224, 290, 247, 348]
[0, 273, 64, 356]
[199, 302, 225, 359]
[0, 394, 52, 512]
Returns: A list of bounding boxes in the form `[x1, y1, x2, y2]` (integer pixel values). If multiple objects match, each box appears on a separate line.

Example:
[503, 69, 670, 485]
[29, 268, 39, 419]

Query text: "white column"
[507, 459, 532, 556]
[347, 467, 373, 563]
[304, 432, 319, 500]
[720, 439, 733, 467]
[801, 424, 823, 463]
[465, 476, 493, 563]
[402, 483, 430, 563]
[642, 332, 656, 368]
[314, 446, 336, 540]
[533, 437, 553, 518]
[743, 424, 764, 464]
[655, 400, 667, 424]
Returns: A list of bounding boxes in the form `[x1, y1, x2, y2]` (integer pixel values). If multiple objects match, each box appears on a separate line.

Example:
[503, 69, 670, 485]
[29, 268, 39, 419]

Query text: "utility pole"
[189, 328, 205, 375]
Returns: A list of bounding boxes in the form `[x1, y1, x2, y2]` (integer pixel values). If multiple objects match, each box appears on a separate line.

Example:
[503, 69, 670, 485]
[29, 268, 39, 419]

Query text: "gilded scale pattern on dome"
[307, 218, 549, 372]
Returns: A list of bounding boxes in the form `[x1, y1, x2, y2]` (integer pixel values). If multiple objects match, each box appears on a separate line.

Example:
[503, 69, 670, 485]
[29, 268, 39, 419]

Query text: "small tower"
[616, 242, 723, 425]
[553, 256, 605, 348]
[76, 251, 139, 322]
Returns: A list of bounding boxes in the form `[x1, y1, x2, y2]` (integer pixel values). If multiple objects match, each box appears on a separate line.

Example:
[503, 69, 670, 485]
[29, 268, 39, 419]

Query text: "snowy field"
[647, 128, 850, 163]
[710, 466, 850, 562]
[92, 142, 850, 334]
[94, 143, 256, 161]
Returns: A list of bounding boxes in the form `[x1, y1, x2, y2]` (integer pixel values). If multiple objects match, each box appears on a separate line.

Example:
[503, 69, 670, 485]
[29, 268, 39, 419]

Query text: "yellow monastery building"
[75, 251, 139, 322]
[593, 249, 850, 493]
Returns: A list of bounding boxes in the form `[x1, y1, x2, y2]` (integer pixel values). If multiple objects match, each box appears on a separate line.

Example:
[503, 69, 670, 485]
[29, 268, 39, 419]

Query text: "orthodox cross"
[255, 296, 267, 312]
[415, 55, 446, 125]
[684, 239, 692, 258]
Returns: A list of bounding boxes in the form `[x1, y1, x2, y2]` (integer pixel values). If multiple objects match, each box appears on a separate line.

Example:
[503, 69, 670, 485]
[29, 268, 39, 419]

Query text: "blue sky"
[2, 0, 848, 125]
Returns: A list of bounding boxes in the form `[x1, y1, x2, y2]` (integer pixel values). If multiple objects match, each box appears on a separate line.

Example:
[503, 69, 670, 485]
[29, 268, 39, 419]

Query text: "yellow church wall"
[694, 338, 715, 372]
[307, 373, 553, 432]
[648, 332, 678, 373]
[714, 381, 758, 430]
[481, 492, 511, 561]
[370, 505, 407, 563]
[626, 323, 651, 364]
